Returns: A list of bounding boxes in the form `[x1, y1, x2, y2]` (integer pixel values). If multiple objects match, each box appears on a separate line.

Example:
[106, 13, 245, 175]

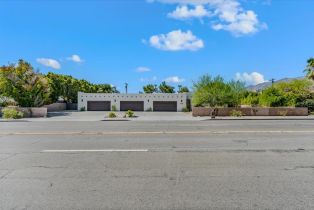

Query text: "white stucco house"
[78, 92, 191, 112]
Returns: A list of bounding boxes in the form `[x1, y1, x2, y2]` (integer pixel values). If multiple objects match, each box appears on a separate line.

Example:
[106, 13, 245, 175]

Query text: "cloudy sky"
[0, 0, 313, 92]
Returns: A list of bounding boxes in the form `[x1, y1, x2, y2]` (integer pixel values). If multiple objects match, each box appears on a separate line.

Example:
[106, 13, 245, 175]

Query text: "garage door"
[87, 101, 111, 111]
[153, 101, 177, 112]
[120, 101, 144, 111]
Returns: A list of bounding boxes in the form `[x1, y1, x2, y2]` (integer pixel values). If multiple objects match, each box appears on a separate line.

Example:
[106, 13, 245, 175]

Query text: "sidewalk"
[1, 111, 313, 122]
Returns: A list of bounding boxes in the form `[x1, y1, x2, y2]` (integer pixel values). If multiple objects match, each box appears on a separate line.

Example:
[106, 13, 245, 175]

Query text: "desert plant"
[108, 112, 117, 118]
[230, 110, 243, 117]
[80, 107, 86, 111]
[304, 58, 314, 81]
[182, 107, 190, 112]
[192, 74, 246, 107]
[111, 105, 117, 111]
[0, 96, 16, 107]
[1, 107, 24, 119]
[0, 60, 50, 107]
[279, 110, 288, 116]
[125, 110, 134, 117]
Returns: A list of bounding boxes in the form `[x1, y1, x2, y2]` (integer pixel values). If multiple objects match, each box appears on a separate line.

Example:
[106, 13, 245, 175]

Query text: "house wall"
[78, 92, 189, 112]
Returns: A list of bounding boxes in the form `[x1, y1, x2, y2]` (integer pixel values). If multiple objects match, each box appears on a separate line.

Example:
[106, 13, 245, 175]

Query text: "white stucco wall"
[78, 92, 190, 112]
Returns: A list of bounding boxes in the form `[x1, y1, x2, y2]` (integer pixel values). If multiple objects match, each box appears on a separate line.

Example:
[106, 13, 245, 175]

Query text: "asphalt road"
[1, 120, 314, 209]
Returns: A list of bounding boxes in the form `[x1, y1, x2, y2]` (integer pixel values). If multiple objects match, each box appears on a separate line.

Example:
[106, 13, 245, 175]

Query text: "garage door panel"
[120, 101, 144, 111]
[153, 101, 177, 112]
[87, 101, 111, 111]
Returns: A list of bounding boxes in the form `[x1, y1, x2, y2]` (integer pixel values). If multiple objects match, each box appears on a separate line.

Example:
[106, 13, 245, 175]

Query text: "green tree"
[304, 58, 314, 80]
[159, 81, 175, 93]
[178, 85, 189, 93]
[192, 74, 245, 107]
[143, 84, 158, 93]
[0, 60, 50, 107]
[46, 72, 118, 103]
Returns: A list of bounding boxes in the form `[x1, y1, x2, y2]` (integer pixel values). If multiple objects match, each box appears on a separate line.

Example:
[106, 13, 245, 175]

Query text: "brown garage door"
[120, 101, 144, 111]
[87, 101, 111, 111]
[153, 101, 177, 112]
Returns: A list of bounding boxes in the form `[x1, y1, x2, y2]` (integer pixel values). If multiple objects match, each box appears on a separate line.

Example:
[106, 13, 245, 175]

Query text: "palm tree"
[304, 58, 314, 80]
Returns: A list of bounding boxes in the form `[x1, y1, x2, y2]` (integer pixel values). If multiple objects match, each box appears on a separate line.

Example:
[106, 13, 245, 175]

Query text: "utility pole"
[124, 83, 128, 94]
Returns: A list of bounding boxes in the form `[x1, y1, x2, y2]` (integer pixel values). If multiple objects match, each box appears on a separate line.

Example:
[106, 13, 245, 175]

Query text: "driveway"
[42, 111, 204, 122]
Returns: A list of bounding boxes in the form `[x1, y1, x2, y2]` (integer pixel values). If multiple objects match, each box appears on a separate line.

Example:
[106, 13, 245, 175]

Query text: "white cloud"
[164, 76, 185, 83]
[150, 0, 267, 36]
[136, 66, 151, 73]
[235, 72, 266, 85]
[67, 54, 83, 63]
[168, 5, 210, 20]
[148, 30, 204, 51]
[140, 76, 158, 82]
[36, 58, 61, 69]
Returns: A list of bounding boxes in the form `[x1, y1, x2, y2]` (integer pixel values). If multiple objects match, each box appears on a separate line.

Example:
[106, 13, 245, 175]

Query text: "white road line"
[2, 130, 314, 136]
[42, 149, 149, 153]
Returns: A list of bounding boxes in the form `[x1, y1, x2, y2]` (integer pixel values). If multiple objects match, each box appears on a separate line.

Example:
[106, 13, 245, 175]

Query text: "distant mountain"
[247, 77, 305, 92]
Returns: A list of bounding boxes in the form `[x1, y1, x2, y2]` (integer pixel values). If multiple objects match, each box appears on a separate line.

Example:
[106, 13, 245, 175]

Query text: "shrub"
[108, 112, 117, 118]
[192, 74, 246, 107]
[279, 110, 288, 116]
[145, 107, 152, 112]
[182, 107, 190, 112]
[125, 110, 134, 118]
[296, 99, 314, 113]
[241, 92, 259, 106]
[80, 107, 86, 111]
[111, 105, 117, 111]
[2, 107, 24, 119]
[230, 110, 243, 117]
[0, 97, 17, 107]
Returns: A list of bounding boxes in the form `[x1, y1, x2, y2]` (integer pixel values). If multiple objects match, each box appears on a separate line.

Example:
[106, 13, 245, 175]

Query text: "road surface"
[0, 119, 314, 209]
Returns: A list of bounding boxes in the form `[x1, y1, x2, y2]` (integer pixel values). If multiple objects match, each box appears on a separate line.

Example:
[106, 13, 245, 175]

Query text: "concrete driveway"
[42, 111, 203, 122]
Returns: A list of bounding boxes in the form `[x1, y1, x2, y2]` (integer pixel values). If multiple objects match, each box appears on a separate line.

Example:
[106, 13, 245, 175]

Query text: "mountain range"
[247, 77, 305, 92]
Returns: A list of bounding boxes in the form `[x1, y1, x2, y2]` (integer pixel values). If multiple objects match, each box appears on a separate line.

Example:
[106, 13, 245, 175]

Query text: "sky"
[0, 0, 314, 93]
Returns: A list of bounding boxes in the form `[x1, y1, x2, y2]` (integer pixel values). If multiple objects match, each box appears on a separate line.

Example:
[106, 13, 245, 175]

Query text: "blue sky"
[0, 0, 313, 93]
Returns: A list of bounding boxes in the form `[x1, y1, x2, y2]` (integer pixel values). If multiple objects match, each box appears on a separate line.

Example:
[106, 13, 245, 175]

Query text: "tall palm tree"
[304, 58, 314, 80]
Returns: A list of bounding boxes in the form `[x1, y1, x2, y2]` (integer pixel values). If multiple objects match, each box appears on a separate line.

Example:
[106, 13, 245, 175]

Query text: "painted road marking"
[42, 149, 149, 153]
[1, 130, 314, 136]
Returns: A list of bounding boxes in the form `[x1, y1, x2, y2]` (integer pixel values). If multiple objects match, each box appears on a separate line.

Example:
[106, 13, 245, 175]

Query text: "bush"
[0, 97, 17, 107]
[80, 107, 86, 111]
[241, 92, 259, 106]
[296, 99, 314, 113]
[2, 107, 24, 119]
[230, 110, 243, 117]
[108, 112, 117, 118]
[111, 105, 117, 111]
[125, 110, 134, 117]
[182, 107, 190, 112]
[192, 74, 246, 107]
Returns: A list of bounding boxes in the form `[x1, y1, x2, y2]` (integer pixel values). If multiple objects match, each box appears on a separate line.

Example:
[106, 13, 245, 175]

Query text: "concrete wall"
[78, 92, 189, 112]
[66, 103, 77, 110]
[43, 103, 66, 112]
[192, 107, 309, 117]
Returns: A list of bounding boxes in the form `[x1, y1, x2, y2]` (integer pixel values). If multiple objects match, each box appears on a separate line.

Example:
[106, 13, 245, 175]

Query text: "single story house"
[78, 92, 191, 112]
